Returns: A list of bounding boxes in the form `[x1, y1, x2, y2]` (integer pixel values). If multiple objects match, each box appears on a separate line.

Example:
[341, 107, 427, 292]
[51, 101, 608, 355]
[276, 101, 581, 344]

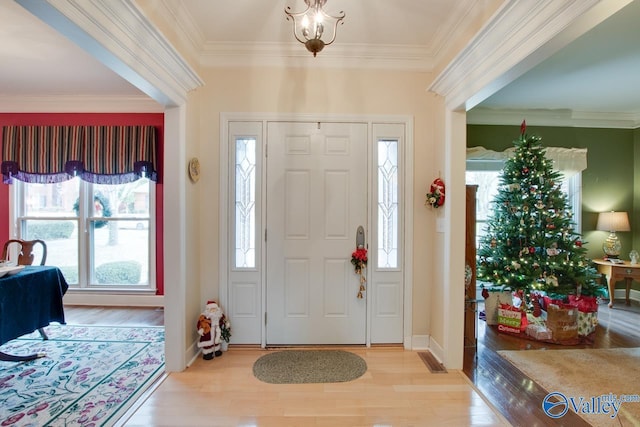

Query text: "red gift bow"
[568, 294, 598, 313]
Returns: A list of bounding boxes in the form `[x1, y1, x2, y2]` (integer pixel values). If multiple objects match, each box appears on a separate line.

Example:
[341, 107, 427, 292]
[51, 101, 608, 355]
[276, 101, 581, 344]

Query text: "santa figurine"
[196, 300, 224, 360]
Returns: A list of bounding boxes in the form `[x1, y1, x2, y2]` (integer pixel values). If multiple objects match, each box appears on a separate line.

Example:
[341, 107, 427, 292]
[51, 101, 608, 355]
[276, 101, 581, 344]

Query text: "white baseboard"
[186, 341, 201, 367]
[427, 337, 445, 364]
[64, 293, 164, 307]
[410, 335, 430, 351]
[614, 288, 640, 303]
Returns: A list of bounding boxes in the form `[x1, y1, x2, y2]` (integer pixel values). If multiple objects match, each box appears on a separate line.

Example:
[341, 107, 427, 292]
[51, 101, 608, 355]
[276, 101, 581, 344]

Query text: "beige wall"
[185, 90, 204, 350]
[193, 66, 437, 338]
[136, 0, 505, 367]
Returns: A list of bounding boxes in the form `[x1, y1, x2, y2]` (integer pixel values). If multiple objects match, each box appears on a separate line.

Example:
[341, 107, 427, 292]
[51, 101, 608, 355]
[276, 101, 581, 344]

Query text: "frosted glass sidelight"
[235, 138, 257, 268]
[377, 139, 398, 269]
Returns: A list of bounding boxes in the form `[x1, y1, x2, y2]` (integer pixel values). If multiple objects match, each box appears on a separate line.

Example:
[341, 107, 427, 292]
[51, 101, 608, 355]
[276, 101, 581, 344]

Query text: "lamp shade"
[596, 211, 630, 232]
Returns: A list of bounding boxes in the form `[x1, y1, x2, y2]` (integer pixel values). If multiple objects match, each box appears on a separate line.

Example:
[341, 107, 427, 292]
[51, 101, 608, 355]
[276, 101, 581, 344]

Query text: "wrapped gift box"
[484, 289, 513, 325]
[546, 304, 579, 342]
[568, 295, 599, 336]
[497, 304, 527, 334]
[577, 312, 598, 336]
[526, 323, 552, 341]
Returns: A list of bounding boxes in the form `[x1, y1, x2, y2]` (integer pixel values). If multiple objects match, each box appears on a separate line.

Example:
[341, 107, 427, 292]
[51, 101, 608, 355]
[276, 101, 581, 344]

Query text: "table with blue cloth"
[0, 266, 68, 361]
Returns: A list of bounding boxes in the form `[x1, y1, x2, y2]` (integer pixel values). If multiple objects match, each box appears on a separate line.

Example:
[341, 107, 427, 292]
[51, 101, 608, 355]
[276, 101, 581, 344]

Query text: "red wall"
[0, 113, 165, 295]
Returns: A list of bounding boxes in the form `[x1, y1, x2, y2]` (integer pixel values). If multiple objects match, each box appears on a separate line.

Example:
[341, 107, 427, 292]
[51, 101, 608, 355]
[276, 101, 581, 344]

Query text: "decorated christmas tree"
[476, 122, 604, 300]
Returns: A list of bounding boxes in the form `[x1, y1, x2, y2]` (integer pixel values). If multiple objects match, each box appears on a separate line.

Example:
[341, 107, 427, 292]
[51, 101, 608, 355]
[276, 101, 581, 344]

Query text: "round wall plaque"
[188, 157, 200, 182]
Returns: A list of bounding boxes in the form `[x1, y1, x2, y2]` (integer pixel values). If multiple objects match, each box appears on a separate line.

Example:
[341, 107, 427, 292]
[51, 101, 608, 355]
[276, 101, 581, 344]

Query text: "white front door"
[266, 122, 368, 345]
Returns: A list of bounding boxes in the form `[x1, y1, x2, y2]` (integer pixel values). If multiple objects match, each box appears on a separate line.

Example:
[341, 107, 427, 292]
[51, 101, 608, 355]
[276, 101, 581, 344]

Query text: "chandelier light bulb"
[285, 0, 345, 57]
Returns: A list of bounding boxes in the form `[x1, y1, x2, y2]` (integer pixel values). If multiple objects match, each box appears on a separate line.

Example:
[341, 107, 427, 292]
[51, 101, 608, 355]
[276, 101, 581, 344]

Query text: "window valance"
[467, 146, 587, 179]
[1, 125, 158, 184]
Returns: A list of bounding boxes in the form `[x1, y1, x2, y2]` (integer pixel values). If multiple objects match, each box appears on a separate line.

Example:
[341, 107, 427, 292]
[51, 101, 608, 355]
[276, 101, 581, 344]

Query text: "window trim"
[10, 178, 157, 293]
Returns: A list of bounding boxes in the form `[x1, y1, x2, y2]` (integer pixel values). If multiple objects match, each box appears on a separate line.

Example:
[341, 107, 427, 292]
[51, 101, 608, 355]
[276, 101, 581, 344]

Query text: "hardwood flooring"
[62, 300, 640, 426]
[464, 299, 640, 427]
[64, 305, 164, 327]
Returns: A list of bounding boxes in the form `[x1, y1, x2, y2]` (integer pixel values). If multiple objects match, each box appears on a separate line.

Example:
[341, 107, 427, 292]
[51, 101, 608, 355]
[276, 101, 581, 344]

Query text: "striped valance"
[1, 125, 158, 184]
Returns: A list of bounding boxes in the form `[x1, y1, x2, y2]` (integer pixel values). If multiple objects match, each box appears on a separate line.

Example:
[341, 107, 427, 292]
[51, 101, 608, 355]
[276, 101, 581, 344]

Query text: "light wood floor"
[64, 306, 508, 427]
[65, 302, 640, 426]
[123, 347, 508, 427]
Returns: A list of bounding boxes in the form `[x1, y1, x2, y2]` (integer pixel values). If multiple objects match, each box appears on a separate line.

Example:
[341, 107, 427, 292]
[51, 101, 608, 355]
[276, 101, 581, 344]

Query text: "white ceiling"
[1, 0, 639, 127]
[0, 0, 142, 96]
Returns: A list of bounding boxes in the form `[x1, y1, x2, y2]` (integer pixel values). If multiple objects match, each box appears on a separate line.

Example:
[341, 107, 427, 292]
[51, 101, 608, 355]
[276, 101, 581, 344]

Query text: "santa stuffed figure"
[196, 300, 224, 360]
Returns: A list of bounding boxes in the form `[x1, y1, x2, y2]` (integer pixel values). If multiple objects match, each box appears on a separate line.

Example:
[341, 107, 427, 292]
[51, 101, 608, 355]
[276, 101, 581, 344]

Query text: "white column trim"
[162, 106, 188, 372]
[442, 110, 467, 369]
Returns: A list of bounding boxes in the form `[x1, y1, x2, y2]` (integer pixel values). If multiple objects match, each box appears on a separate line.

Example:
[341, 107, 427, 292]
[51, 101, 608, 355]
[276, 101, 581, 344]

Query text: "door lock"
[356, 225, 365, 249]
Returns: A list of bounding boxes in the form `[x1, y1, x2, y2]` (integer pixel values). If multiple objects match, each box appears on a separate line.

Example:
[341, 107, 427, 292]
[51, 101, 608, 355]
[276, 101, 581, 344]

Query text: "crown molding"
[0, 95, 164, 113]
[198, 41, 434, 70]
[467, 108, 640, 129]
[152, 0, 474, 71]
[428, 0, 629, 110]
[18, 0, 204, 107]
[154, 0, 204, 63]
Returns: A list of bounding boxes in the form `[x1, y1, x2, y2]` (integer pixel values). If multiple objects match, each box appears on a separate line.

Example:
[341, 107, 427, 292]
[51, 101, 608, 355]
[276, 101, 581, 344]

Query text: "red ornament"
[482, 288, 489, 299]
[521, 120, 527, 135]
[575, 240, 583, 247]
[529, 247, 535, 254]
[522, 167, 529, 174]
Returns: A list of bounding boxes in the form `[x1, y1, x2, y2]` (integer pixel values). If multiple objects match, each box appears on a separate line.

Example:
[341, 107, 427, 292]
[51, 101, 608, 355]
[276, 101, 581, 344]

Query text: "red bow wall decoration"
[425, 178, 446, 208]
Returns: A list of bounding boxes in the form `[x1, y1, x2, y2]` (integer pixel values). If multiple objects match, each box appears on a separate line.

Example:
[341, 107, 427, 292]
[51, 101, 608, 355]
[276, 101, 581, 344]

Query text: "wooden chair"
[1, 239, 49, 344]
[1, 239, 47, 266]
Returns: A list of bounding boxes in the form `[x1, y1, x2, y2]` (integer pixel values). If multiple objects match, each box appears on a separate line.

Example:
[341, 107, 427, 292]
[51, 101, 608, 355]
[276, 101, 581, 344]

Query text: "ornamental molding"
[18, 0, 204, 107]
[428, 0, 628, 111]
[467, 108, 640, 129]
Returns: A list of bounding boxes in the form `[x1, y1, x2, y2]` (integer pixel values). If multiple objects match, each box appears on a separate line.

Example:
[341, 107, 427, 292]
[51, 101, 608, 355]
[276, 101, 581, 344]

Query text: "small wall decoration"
[188, 157, 201, 183]
[351, 247, 367, 298]
[425, 178, 445, 208]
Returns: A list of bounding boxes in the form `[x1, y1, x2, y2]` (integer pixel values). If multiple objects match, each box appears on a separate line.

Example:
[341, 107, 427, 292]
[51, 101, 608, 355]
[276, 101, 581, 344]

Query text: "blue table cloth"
[0, 266, 68, 346]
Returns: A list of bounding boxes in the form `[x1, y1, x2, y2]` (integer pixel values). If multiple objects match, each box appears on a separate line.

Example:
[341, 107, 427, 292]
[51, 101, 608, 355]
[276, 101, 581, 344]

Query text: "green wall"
[467, 124, 638, 293]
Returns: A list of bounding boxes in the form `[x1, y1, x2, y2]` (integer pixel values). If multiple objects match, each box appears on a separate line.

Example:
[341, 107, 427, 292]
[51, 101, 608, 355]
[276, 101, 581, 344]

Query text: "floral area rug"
[0, 325, 165, 427]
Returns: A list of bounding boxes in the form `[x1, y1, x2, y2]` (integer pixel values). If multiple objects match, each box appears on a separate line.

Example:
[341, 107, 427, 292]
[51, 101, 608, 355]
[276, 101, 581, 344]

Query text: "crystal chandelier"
[285, 0, 345, 57]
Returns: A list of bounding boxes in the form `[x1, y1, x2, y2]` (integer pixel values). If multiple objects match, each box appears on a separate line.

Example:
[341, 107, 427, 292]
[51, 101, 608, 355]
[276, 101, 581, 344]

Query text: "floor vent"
[418, 351, 448, 373]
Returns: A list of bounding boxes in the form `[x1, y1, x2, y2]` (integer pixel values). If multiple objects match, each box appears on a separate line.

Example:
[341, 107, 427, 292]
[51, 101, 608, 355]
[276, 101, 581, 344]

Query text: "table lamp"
[596, 211, 630, 258]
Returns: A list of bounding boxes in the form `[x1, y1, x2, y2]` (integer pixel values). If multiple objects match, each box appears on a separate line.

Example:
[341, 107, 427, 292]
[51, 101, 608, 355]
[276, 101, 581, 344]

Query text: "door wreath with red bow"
[425, 178, 445, 208]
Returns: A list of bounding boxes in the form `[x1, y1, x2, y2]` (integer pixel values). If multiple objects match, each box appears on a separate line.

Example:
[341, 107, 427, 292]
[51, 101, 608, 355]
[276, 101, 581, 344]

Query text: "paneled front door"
[266, 122, 368, 345]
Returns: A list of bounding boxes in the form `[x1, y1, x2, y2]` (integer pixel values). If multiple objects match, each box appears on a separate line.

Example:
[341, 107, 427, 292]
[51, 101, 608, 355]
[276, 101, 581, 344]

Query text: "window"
[465, 168, 501, 247]
[466, 161, 583, 247]
[2, 124, 159, 291]
[377, 139, 399, 269]
[14, 177, 155, 291]
[466, 146, 587, 248]
[234, 137, 257, 269]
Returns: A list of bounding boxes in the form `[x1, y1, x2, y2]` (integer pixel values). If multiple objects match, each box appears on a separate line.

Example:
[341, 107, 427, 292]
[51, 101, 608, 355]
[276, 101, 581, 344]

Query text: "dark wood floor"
[464, 298, 640, 427]
[64, 301, 640, 426]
